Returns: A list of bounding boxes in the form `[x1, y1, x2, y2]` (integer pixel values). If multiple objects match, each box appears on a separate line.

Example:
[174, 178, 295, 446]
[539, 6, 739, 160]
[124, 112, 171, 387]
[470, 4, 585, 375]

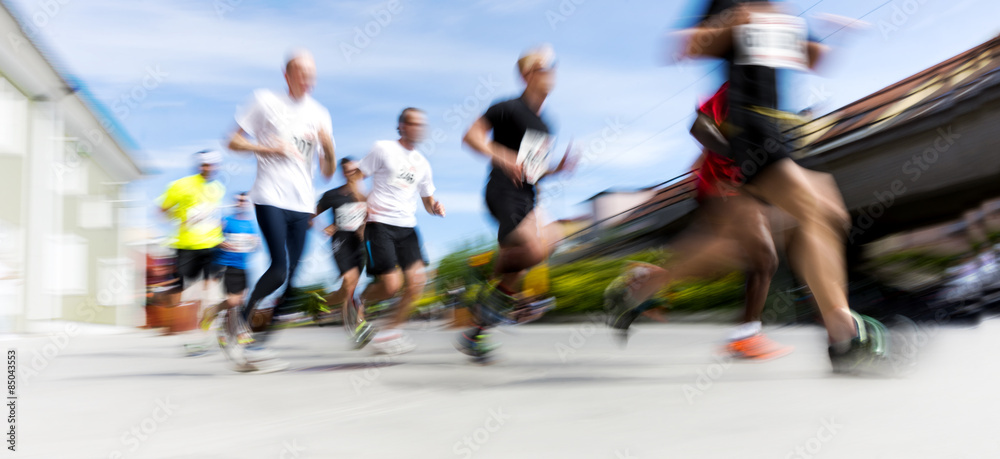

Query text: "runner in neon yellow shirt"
[159, 150, 226, 356]
[161, 171, 226, 250]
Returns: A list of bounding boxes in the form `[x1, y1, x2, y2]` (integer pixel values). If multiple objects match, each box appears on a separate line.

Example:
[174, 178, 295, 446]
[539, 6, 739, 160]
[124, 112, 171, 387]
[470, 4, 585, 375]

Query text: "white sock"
[728, 321, 762, 341]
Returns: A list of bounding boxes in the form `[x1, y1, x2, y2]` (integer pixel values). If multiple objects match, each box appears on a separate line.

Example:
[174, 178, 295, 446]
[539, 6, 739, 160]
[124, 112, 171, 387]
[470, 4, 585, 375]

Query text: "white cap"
[196, 150, 222, 165]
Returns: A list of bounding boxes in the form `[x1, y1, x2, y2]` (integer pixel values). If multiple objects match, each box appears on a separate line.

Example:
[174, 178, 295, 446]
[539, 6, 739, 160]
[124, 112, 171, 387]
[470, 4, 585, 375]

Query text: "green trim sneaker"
[829, 312, 890, 375]
[351, 320, 376, 350]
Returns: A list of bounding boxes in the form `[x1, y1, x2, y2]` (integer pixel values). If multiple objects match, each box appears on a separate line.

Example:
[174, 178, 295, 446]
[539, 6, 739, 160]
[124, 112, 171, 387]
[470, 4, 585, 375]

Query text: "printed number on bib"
[733, 13, 809, 71]
[516, 130, 552, 185]
[336, 202, 367, 232]
[226, 233, 256, 253]
[389, 164, 417, 191]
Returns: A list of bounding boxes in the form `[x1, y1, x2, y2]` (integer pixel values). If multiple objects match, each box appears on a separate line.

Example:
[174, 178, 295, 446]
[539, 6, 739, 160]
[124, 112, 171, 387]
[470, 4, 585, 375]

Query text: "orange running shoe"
[726, 333, 793, 360]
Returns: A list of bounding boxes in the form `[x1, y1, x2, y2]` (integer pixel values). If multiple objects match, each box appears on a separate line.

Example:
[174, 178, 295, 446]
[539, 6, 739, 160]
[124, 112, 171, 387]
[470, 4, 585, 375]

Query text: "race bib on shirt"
[225, 233, 256, 253]
[335, 202, 367, 232]
[389, 162, 418, 191]
[187, 203, 221, 235]
[733, 13, 809, 71]
[517, 129, 552, 185]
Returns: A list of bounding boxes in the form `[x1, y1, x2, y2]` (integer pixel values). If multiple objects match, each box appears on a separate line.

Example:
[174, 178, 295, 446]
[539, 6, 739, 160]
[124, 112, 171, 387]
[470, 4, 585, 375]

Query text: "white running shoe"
[370, 330, 417, 356]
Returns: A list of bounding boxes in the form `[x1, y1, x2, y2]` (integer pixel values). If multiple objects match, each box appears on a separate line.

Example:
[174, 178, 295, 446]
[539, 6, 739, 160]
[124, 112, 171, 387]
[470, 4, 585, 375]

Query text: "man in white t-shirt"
[224, 50, 336, 372]
[356, 107, 445, 354]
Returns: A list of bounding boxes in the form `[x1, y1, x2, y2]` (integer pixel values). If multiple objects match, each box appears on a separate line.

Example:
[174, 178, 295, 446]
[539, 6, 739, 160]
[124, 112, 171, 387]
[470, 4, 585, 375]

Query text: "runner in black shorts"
[355, 108, 446, 355]
[459, 45, 575, 361]
[158, 150, 226, 357]
[316, 157, 375, 348]
[613, 0, 891, 374]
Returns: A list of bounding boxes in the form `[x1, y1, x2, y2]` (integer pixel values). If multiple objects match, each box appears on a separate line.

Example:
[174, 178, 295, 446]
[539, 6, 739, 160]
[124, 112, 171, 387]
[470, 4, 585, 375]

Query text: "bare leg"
[386, 262, 427, 329]
[360, 269, 403, 306]
[743, 159, 855, 344]
[326, 268, 362, 324]
[495, 211, 548, 292]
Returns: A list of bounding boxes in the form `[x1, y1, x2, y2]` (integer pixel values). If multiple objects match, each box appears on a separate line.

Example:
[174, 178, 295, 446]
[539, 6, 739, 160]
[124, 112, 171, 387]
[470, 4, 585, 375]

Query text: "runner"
[355, 107, 445, 355]
[608, 0, 890, 374]
[211, 192, 260, 354]
[607, 83, 792, 360]
[459, 45, 575, 362]
[315, 157, 376, 348]
[225, 49, 336, 372]
[158, 150, 225, 357]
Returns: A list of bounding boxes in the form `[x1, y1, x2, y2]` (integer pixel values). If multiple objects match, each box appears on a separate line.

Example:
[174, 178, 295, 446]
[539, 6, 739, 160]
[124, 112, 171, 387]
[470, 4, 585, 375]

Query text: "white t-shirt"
[358, 140, 435, 228]
[235, 89, 334, 214]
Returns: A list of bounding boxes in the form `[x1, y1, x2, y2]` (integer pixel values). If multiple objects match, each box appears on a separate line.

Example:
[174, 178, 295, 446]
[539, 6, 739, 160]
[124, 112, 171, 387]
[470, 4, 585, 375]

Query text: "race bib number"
[516, 130, 552, 185]
[292, 135, 315, 163]
[225, 233, 256, 253]
[389, 163, 418, 191]
[733, 13, 809, 71]
[335, 202, 367, 232]
[187, 203, 221, 235]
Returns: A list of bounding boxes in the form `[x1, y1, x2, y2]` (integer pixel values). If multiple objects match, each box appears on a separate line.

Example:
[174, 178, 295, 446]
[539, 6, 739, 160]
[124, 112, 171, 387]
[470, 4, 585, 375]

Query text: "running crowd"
[156, 0, 893, 374]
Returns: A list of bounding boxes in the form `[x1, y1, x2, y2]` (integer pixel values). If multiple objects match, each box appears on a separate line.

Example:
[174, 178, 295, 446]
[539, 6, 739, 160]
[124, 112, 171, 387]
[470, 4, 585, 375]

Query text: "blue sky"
[8, 0, 999, 287]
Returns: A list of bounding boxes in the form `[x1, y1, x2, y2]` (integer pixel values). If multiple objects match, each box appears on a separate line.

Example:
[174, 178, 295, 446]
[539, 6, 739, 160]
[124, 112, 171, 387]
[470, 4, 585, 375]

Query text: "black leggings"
[241, 204, 311, 320]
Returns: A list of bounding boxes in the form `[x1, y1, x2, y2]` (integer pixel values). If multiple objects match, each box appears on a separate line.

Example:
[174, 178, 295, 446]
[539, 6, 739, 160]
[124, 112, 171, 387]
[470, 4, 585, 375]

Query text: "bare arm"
[807, 42, 829, 70]
[227, 127, 292, 158]
[421, 196, 445, 217]
[318, 129, 336, 179]
[463, 117, 522, 184]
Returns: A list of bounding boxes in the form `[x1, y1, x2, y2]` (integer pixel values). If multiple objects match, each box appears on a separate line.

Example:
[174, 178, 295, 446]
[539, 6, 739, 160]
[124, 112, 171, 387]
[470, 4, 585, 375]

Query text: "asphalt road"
[8, 318, 999, 458]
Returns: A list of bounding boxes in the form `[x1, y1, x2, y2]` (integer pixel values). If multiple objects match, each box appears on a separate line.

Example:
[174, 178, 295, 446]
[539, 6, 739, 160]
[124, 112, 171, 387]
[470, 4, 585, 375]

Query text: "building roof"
[789, 34, 1000, 157]
[584, 186, 658, 202]
[0, 1, 144, 180]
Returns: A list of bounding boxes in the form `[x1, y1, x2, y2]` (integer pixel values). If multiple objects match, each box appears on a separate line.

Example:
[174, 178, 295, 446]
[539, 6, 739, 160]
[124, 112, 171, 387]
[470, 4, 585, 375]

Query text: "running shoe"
[512, 296, 556, 324]
[351, 320, 377, 350]
[471, 283, 517, 327]
[604, 265, 660, 345]
[828, 312, 890, 375]
[726, 333, 794, 360]
[199, 309, 216, 332]
[370, 330, 417, 356]
[454, 329, 500, 363]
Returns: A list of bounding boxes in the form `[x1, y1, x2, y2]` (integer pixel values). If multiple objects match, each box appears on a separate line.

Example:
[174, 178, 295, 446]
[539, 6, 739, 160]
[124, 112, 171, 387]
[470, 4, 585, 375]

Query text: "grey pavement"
[8, 318, 1000, 458]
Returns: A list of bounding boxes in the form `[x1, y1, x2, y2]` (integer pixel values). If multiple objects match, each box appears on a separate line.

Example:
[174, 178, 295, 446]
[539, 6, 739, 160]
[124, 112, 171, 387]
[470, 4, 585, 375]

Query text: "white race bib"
[389, 162, 418, 191]
[335, 202, 367, 232]
[516, 130, 552, 185]
[733, 13, 809, 71]
[225, 233, 256, 253]
[188, 203, 221, 235]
